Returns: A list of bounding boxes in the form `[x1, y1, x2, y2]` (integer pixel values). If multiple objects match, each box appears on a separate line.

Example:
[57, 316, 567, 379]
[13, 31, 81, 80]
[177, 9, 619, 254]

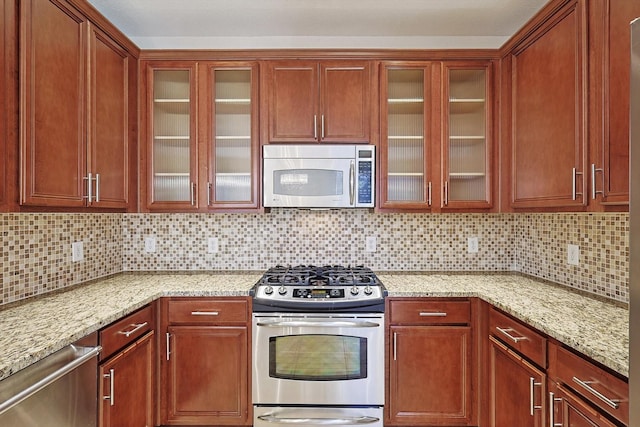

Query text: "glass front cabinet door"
[443, 63, 492, 209]
[203, 63, 259, 209]
[147, 64, 198, 209]
[380, 63, 435, 210]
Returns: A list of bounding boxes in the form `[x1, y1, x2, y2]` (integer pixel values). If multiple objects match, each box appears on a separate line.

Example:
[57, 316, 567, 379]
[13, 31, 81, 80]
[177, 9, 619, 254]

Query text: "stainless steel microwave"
[263, 145, 375, 208]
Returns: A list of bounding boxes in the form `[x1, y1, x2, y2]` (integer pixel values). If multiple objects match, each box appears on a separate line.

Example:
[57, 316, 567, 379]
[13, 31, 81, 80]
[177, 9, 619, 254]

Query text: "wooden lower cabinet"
[488, 336, 546, 427]
[160, 297, 251, 426]
[99, 331, 154, 427]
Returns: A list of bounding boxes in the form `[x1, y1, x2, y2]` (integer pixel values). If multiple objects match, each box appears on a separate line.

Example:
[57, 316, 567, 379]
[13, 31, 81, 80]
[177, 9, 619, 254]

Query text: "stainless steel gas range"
[250, 265, 387, 427]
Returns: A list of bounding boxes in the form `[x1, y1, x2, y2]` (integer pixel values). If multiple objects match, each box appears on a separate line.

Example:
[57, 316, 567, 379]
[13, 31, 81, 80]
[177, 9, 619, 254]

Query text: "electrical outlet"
[144, 236, 156, 253]
[71, 241, 84, 262]
[468, 237, 479, 253]
[567, 244, 580, 266]
[365, 236, 377, 252]
[208, 237, 219, 254]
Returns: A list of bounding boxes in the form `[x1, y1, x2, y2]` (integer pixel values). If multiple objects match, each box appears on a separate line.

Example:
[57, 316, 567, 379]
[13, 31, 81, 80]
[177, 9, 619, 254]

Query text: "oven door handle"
[257, 415, 380, 425]
[255, 320, 381, 328]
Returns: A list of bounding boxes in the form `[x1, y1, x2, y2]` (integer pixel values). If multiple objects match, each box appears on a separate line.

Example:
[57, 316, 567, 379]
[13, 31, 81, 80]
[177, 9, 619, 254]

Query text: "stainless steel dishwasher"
[0, 334, 101, 427]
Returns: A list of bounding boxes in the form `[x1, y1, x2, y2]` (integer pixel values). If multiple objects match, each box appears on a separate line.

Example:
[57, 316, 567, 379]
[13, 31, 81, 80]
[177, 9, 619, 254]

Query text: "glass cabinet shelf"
[450, 172, 486, 178]
[388, 172, 425, 176]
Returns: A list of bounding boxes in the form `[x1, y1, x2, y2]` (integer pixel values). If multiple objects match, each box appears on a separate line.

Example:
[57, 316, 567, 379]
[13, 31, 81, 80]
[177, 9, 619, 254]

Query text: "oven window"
[269, 334, 367, 381]
[273, 169, 343, 197]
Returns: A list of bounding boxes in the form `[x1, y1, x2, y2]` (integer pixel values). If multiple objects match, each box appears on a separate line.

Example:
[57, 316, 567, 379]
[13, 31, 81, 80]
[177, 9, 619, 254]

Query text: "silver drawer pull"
[496, 326, 528, 343]
[191, 311, 219, 316]
[117, 322, 148, 337]
[572, 376, 620, 409]
[258, 415, 380, 425]
[419, 312, 447, 317]
[103, 368, 114, 406]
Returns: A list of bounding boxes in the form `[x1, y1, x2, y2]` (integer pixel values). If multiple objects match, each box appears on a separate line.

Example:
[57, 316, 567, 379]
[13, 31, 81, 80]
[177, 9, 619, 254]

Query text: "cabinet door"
[548, 382, 618, 427]
[146, 63, 199, 210]
[388, 325, 473, 425]
[99, 331, 154, 427]
[164, 326, 249, 425]
[379, 63, 435, 210]
[266, 61, 318, 143]
[590, 0, 640, 206]
[443, 63, 493, 209]
[489, 336, 546, 427]
[510, 0, 588, 208]
[88, 25, 130, 208]
[203, 62, 260, 209]
[20, 0, 87, 207]
[320, 62, 371, 143]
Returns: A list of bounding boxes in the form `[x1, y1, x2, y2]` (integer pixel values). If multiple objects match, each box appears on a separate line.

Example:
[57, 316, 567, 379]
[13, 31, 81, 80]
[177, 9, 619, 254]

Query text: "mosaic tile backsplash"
[0, 211, 630, 306]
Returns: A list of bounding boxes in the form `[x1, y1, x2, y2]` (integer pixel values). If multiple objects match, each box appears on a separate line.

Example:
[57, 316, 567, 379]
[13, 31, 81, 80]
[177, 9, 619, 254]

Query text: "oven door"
[252, 313, 384, 406]
[254, 406, 383, 427]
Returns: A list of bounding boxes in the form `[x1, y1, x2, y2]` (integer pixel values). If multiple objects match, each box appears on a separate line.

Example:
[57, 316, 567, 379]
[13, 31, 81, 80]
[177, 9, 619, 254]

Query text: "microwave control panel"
[356, 147, 375, 207]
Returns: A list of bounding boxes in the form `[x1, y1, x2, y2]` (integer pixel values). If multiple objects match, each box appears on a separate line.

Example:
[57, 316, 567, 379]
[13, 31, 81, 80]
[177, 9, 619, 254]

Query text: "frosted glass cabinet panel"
[380, 65, 433, 209]
[150, 67, 197, 207]
[443, 65, 492, 208]
[207, 64, 259, 208]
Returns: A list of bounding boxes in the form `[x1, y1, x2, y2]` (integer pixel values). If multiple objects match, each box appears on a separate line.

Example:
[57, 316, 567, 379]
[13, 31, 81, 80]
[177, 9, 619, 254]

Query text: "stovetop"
[251, 265, 386, 313]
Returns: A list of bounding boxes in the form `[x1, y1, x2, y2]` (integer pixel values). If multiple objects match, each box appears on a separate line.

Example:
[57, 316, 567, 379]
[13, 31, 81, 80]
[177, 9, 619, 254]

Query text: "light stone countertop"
[0, 272, 629, 382]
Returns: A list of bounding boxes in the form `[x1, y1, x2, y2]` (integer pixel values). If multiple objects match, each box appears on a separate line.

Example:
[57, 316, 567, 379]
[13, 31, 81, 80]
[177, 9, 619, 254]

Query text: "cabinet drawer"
[389, 299, 471, 324]
[167, 298, 249, 325]
[100, 305, 153, 360]
[489, 308, 546, 368]
[549, 343, 628, 425]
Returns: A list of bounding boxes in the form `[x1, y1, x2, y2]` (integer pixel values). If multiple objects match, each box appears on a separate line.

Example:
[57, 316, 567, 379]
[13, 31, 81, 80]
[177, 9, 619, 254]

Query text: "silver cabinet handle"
[191, 311, 219, 316]
[0, 345, 101, 416]
[419, 312, 447, 317]
[258, 415, 380, 425]
[427, 181, 432, 206]
[117, 322, 148, 338]
[529, 377, 542, 416]
[393, 332, 397, 361]
[190, 182, 196, 206]
[207, 182, 212, 206]
[166, 333, 171, 361]
[444, 181, 449, 206]
[549, 391, 562, 427]
[83, 173, 93, 202]
[572, 167, 583, 201]
[349, 160, 355, 206]
[496, 326, 528, 343]
[95, 173, 100, 202]
[103, 368, 114, 406]
[314, 115, 318, 140]
[321, 114, 325, 139]
[572, 376, 620, 409]
[591, 163, 604, 200]
[257, 320, 380, 328]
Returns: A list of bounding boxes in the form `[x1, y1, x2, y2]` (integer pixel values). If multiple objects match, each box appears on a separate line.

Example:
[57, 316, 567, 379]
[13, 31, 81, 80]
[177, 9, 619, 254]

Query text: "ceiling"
[86, 0, 549, 50]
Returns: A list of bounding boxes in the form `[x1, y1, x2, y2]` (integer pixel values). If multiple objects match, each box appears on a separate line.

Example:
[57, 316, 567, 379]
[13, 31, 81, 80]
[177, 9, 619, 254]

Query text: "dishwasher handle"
[0, 345, 101, 416]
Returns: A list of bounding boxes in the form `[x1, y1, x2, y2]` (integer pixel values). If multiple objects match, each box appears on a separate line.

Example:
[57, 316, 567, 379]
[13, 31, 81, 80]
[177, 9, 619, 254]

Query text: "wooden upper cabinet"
[20, 0, 87, 207]
[264, 60, 372, 143]
[589, 0, 640, 207]
[510, 0, 588, 209]
[19, 0, 135, 209]
[89, 25, 131, 208]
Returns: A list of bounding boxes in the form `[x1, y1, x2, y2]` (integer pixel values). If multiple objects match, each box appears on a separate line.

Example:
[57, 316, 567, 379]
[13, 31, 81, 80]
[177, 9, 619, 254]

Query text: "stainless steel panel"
[0, 338, 101, 427]
[252, 313, 384, 406]
[254, 406, 383, 427]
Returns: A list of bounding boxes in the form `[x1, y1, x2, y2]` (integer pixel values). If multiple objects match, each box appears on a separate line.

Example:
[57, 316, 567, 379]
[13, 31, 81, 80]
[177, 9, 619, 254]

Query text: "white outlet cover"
[468, 237, 479, 253]
[72, 241, 84, 262]
[567, 244, 580, 266]
[144, 237, 157, 253]
[208, 237, 219, 254]
[365, 236, 377, 252]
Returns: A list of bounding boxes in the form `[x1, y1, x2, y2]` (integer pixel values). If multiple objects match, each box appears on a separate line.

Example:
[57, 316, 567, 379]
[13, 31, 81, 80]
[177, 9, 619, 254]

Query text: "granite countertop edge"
[0, 272, 629, 382]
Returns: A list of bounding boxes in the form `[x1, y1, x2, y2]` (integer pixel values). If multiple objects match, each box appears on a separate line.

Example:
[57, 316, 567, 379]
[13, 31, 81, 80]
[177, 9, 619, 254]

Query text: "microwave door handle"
[349, 160, 355, 206]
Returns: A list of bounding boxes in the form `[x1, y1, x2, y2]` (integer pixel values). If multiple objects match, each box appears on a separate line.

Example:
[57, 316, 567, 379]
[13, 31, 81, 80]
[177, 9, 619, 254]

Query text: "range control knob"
[264, 286, 273, 295]
[364, 286, 373, 296]
[350, 286, 359, 296]
[278, 285, 287, 295]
